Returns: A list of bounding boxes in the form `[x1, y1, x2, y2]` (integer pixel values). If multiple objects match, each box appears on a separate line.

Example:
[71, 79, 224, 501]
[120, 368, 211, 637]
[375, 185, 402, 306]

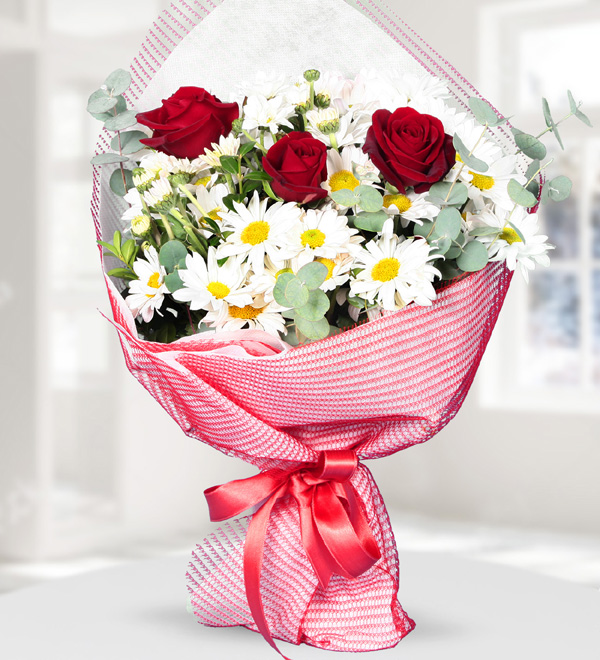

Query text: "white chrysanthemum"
[381, 190, 440, 227]
[307, 107, 371, 149]
[248, 255, 289, 303]
[364, 71, 451, 113]
[242, 95, 294, 135]
[288, 208, 361, 268]
[239, 72, 291, 100]
[313, 253, 355, 292]
[217, 192, 302, 274]
[121, 187, 144, 223]
[125, 246, 168, 322]
[204, 295, 287, 336]
[322, 146, 379, 195]
[172, 248, 252, 313]
[188, 182, 229, 227]
[460, 154, 522, 212]
[351, 219, 440, 309]
[143, 177, 173, 208]
[200, 134, 241, 169]
[468, 206, 553, 282]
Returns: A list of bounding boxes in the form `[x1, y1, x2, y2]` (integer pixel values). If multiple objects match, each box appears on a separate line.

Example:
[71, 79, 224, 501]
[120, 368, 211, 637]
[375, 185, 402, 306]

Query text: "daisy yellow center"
[329, 170, 360, 192]
[208, 207, 222, 222]
[241, 221, 270, 245]
[229, 305, 262, 320]
[315, 257, 335, 281]
[301, 228, 326, 249]
[207, 281, 231, 299]
[499, 227, 522, 245]
[470, 172, 495, 191]
[383, 194, 413, 213]
[371, 258, 400, 282]
[196, 176, 211, 187]
[147, 272, 162, 289]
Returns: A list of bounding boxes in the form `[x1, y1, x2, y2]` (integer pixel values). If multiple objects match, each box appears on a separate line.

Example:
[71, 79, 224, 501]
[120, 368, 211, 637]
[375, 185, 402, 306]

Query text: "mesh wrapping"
[91, 0, 516, 652]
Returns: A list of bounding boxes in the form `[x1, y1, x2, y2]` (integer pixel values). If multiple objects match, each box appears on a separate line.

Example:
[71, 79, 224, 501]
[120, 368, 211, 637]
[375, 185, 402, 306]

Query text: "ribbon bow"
[205, 450, 381, 658]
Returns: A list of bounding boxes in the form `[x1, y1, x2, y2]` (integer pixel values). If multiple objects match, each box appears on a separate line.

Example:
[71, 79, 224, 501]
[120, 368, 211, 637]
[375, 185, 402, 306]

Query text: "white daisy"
[125, 246, 168, 322]
[172, 248, 252, 313]
[460, 154, 523, 212]
[287, 207, 360, 268]
[248, 255, 289, 303]
[187, 182, 230, 227]
[468, 206, 553, 283]
[242, 95, 294, 135]
[307, 107, 371, 149]
[200, 134, 241, 169]
[143, 177, 174, 209]
[381, 190, 440, 227]
[312, 253, 355, 292]
[217, 191, 303, 274]
[238, 72, 292, 100]
[322, 146, 379, 196]
[350, 219, 440, 309]
[204, 295, 287, 336]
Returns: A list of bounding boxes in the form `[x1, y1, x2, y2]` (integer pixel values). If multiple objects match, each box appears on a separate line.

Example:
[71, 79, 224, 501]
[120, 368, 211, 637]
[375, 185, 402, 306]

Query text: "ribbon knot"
[204, 450, 381, 658]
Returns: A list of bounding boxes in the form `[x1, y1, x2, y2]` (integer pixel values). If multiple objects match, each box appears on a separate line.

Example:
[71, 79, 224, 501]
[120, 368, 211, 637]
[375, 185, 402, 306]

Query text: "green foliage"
[109, 168, 134, 197]
[159, 240, 188, 273]
[427, 181, 468, 206]
[434, 207, 462, 241]
[295, 315, 330, 341]
[239, 142, 256, 157]
[295, 289, 330, 321]
[453, 134, 488, 172]
[355, 185, 383, 212]
[106, 267, 137, 280]
[514, 133, 547, 160]
[297, 261, 328, 289]
[456, 240, 489, 272]
[330, 188, 358, 207]
[111, 130, 148, 155]
[542, 98, 564, 149]
[104, 69, 132, 96]
[244, 170, 273, 181]
[468, 97, 507, 127]
[220, 155, 240, 174]
[104, 110, 138, 132]
[165, 271, 185, 293]
[541, 176, 572, 204]
[87, 93, 118, 114]
[352, 211, 387, 233]
[90, 153, 129, 165]
[98, 230, 138, 277]
[508, 179, 538, 208]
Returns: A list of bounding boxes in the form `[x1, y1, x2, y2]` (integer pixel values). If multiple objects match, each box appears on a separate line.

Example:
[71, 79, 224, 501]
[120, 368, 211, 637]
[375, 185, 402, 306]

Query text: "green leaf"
[567, 90, 578, 115]
[541, 176, 572, 203]
[295, 289, 330, 321]
[239, 142, 256, 157]
[468, 97, 501, 126]
[352, 211, 387, 233]
[347, 295, 365, 308]
[427, 181, 468, 206]
[297, 261, 328, 290]
[273, 272, 297, 307]
[434, 207, 462, 240]
[525, 160, 541, 181]
[438, 261, 464, 280]
[456, 240, 489, 272]
[91, 153, 129, 165]
[526, 180, 540, 198]
[90, 95, 127, 121]
[285, 278, 310, 307]
[453, 134, 489, 172]
[87, 94, 118, 114]
[413, 220, 434, 238]
[121, 239, 136, 265]
[431, 236, 452, 256]
[165, 271, 185, 292]
[222, 193, 245, 212]
[104, 110, 138, 132]
[469, 226, 500, 237]
[107, 267, 136, 280]
[356, 185, 383, 212]
[514, 133, 547, 160]
[506, 221, 526, 244]
[575, 108, 593, 128]
[111, 130, 148, 155]
[156, 324, 177, 344]
[98, 240, 119, 258]
[244, 170, 273, 181]
[220, 155, 239, 174]
[113, 230, 122, 252]
[159, 240, 188, 273]
[542, 98, 553, 128]
[552, 123, 564, 150]
[295, 315, 330, 341]
[104, 69, 132, 96]
[445, 243, 463, 260]
[330, 188, 359, 207]
[109, 168, 134, 197]
[508, 179, 538, 208]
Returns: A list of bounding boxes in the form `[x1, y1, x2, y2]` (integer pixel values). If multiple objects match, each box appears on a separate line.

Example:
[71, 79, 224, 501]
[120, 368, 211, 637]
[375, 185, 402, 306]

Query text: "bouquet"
[89, 0, 590, 656]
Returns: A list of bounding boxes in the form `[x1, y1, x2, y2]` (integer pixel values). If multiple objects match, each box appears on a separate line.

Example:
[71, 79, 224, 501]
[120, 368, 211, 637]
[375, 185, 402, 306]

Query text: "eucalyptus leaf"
[413, 220, 434, 239]
[427, 181, 468, 206]
[165, 271, 185, 293]
[453, 134, 489, 172]
[87, 95, 118, 114]
[104, 69, 132, 96]
[542, 97, 553, 128]
[525, 160, 541, 181]
[109, 168, 134, 197]
[285, 278, 310, 307]
[456, 240, 489, 272]
[438, 261, 464, 281]
[159, 240, 188, 273]
[541, 176, 572, 203]
[445, 243, 464, 260]
[273, 272, 297, 307]
[434, 207, 462, 240]
[575, 108, 593, 128]
[297, 261, 328, 290]
[567, 89, 578, 114]
[468, 97, 500, 126]
[353, 211, 387, 233]
[104, 110, 138, 132]
[526, 180, 540, 198]
[90, 95, 127, 121]
[356, 185, 383, 212]
[295, 289, 330, 321]
[111, 130, 148, 155]
[469, 226, 501, 237]
[508, 179, 538, 208]
[330, 188, 359, 207]
[91, 153, 129, 165]
[514, 133, 547, 160]
[295, 315, 330, 341]
[431, 236, 452, 256]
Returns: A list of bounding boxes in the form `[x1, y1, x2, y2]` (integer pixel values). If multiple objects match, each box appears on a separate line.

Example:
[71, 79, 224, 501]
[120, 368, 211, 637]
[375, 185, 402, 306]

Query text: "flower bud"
[317, 119, 340, 135]
[314, 93, 331, 109]
[295, 102, 311, 115]
[131, 214, 151, 237]
[168, 172, 192, 187]
[303, 69, 321, 83]
[231, 118, 244, 135]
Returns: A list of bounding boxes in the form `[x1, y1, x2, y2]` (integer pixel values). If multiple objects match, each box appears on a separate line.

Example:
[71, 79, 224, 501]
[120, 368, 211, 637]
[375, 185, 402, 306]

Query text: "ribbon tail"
[243, 485, 291, 660]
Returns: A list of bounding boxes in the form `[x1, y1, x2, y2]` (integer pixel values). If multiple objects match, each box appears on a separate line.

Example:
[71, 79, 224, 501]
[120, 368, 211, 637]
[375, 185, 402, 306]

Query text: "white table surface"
[0, 552, 598, 659]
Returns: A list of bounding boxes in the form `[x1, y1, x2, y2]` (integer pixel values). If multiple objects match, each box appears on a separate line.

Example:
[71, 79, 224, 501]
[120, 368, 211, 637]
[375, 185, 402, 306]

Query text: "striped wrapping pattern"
[91, 0, 515, 652]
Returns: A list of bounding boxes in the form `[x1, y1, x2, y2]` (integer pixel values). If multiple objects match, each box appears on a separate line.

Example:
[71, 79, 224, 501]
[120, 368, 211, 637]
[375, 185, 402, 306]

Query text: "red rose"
[137, 87, 239, 159]
[363, 107, 455, 194]
[262, 132, 329, 204]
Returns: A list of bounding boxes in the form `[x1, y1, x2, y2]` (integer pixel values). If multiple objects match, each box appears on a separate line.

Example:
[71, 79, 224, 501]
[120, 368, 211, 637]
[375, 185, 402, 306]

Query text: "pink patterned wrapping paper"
[91, 0, 518, 653]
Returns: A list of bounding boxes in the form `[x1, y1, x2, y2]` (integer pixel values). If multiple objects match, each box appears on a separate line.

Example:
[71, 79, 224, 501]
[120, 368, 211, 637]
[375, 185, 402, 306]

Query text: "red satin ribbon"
[204, 450, 381, 658]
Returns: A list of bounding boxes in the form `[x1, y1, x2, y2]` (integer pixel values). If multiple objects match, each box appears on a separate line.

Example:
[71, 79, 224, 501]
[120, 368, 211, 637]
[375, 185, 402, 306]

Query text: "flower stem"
[159, 213, 175, 241]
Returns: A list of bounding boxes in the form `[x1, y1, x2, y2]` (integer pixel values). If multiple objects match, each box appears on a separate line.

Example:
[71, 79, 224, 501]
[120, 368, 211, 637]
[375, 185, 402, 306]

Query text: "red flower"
[137, 87, 239, 159]
[262, 132, 329, 204]
[363, 107, 455, 193]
